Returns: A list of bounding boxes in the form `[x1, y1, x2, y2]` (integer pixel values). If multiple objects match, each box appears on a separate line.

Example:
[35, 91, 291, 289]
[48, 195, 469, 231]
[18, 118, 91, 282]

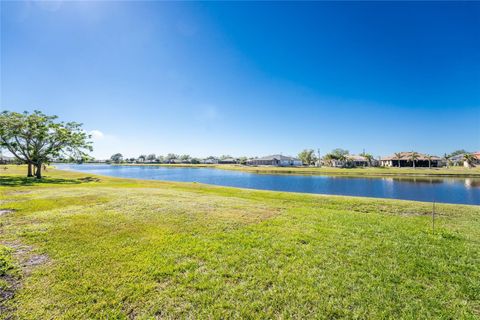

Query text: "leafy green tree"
[180, 154, 191, 161]
[138, 155, 146, 162]
[110, 153, 123, 163]
[298, 149, 317, 165]
[0, 110, 92, 178]
[331, 148, 349, 159]
[166, 154, 178, 162]
[156, 155, 164, 163]
[147, 154, 156, 161]
[238, 156, 248, 165]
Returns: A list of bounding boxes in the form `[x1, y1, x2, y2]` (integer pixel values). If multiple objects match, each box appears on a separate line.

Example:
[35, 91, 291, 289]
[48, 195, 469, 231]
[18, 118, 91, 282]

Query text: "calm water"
[56, 164, 480, 205]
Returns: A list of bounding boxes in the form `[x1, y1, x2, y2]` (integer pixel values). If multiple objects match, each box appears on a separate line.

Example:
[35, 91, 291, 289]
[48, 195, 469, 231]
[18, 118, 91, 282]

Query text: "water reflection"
[55, 164, 480, 205]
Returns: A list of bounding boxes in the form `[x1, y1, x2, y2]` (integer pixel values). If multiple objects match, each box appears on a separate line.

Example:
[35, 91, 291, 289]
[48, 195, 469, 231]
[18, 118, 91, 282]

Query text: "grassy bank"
[1, 166, 479, 319]
[112, 163, 480, 178]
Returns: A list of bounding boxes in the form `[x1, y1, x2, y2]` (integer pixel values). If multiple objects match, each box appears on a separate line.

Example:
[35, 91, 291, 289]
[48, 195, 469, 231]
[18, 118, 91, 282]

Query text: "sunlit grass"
[1, 166, 479, 318]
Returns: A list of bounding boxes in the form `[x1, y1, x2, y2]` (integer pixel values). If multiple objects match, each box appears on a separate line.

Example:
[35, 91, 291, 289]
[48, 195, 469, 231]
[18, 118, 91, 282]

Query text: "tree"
[146, 154, 156, 162]
[410, 151, 419, 169]
[180, 154, 191, 161]
[298, 149, 317, 166]
[238, 156, 248, 165]
[426, 155, 433, 169]
[463, 153, 475, 168]
[166, 153, 178, 162]
[449, 149, 469, 157]
[138, 154, 146, 162]
[110, 153, 123, 163]
[156, 155, 164, 163]
[220, 155, 232, 160]
[0, 110, 92, 178]
[394, 152, 402, 168]
[331, 148, 349, 159]
[338, 153, 348, 168]
[443, 153, 451, 168]
[323, 153, 335, 166]
[363, 153, 374, 167]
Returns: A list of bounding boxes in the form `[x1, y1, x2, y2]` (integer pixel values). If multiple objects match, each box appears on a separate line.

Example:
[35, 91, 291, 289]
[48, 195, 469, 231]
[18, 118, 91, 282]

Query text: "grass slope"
[1, 166, 479, 319]
[115, 163, 480, 178]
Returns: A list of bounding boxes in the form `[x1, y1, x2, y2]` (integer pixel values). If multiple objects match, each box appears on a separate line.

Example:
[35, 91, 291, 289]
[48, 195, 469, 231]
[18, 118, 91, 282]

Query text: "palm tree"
[426, 155, 433, 169]
[463, 153, 475, 168]
[394, 152, 402, 168]
[410, 151, 419, 169]
[443, 153, 451, 168]
[323, 154, 334, 167]
[364, 154, 374, 167]
[338, 154, 348, 168]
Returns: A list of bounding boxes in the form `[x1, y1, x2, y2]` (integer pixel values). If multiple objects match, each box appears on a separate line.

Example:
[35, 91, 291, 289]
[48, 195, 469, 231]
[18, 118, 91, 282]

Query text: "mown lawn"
[1, 166, 479, 319]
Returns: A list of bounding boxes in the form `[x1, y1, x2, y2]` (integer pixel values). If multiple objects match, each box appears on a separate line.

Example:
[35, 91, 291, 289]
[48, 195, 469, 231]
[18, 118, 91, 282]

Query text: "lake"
[55, 164, 480, 205]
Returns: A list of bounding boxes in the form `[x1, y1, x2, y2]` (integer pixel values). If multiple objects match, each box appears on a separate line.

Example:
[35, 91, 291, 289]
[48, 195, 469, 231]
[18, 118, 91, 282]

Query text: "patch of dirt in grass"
[7, 243, 49, 274]
[0, 242, 49, 319]
[0, 209, 14, 216]
[0, 274, 20, 319]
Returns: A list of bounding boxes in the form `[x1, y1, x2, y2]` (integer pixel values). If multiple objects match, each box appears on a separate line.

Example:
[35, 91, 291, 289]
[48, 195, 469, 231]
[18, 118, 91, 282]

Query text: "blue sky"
[1, 1, 479, 159]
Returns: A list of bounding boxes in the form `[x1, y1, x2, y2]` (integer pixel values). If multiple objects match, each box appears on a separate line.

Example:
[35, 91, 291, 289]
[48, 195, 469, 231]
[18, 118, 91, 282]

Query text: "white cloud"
[89, 130, 105, 140]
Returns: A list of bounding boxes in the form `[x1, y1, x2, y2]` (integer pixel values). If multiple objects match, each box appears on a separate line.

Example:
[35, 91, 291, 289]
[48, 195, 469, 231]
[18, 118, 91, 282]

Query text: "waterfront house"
[218, 158, 238, 164]
[330, 155, 377, 168]
[474, 151, 480, 165]
[202, 157, 219, 164]
[451, 152, 480, 167]
[246, 155, 302, 167]
[380, 152, 442, 167]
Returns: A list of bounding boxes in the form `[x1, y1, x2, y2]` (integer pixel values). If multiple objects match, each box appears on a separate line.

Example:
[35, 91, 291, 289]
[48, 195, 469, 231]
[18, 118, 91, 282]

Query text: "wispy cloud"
[89, 129, 105, 140]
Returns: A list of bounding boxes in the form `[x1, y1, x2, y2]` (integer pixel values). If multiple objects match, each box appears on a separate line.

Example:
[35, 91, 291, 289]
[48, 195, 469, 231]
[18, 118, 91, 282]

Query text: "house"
[474, 151, 480, 165]
[246, 155, 302, 167]
[450, 154, 467, 166]
[218, 158, 237, 164]
[202, 157, 219, 164]
[329, 155, 377, 168]
[380, 152, 442, 167]
[450, 152, 480, 167]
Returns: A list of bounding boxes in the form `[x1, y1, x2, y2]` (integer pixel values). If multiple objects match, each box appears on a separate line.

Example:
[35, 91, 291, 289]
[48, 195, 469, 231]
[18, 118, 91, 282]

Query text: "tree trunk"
[413, 161, 416, 169]
[27, 163, 34, 177]
[35, 163, 42, 179]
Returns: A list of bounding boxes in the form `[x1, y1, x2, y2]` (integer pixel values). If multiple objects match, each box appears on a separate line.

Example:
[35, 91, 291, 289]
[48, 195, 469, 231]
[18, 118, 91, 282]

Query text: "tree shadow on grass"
[0, 176, 84, 187]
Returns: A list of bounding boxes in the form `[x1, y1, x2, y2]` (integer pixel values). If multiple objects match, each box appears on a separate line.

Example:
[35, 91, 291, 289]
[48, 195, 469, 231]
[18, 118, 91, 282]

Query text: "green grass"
[1, 165, 479, 319]
[114, 163, 480, 178]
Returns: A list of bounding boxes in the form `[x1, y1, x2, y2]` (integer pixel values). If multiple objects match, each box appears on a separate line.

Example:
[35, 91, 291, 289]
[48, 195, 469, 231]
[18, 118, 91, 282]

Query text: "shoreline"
[52, 165, 480, 205]
[100, 163, 480, 178]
